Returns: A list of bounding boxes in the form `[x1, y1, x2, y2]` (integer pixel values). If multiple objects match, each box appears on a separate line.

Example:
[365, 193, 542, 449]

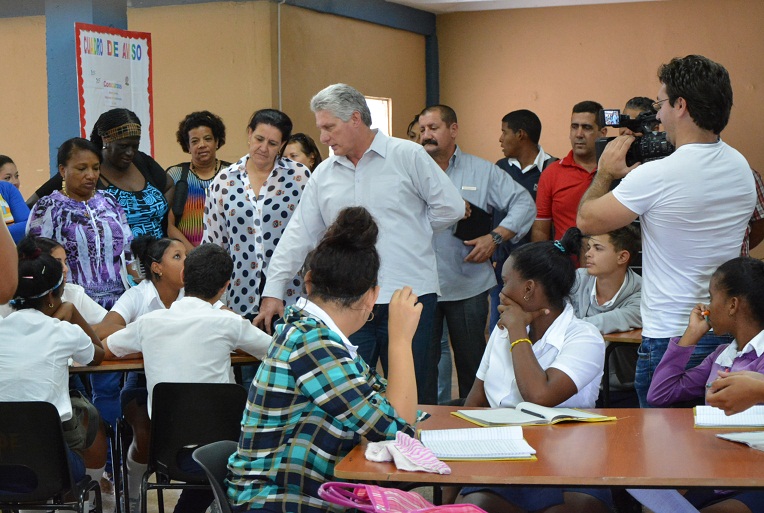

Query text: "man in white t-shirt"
[577, 54, 756, 407]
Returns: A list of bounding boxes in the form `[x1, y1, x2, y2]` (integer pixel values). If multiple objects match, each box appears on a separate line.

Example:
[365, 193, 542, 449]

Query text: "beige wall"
[0, 15, 48, 199]
[437, 0, 764, 172]
[278, 4, 426, 159]
[0, 1, 426, 198]
[128, 1, 275, 169]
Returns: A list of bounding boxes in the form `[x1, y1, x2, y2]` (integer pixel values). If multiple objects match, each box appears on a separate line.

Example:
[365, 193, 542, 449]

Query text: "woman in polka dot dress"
[203, 109, 311, 320]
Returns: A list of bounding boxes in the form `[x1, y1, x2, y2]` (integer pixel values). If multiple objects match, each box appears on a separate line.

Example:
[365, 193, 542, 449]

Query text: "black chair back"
[149, 382, 247, 483]
[192, 440, 238, 513]
[0, 400, 100, 512]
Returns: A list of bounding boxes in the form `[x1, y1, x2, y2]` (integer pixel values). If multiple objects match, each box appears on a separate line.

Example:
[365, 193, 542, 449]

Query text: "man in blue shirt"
[419, 105, 535, 399]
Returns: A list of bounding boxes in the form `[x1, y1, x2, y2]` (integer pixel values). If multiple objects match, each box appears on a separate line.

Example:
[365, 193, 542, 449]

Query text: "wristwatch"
[489, 230, 503, 246]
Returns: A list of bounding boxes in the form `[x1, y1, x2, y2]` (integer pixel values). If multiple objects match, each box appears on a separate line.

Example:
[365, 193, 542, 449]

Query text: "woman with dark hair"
[0, 154, 20, 188]
[166, 111, 231, 250]
[453, 228, 610, 513]
[227, 206, 421, 512]
[90, 108, 176, 240]
[27, 137, 133, 310]
[0, 237, 107, 489]
[203, 108, 311, 321]
[284, 132, 323, 171]
[645, 256, 764, 513]
[407, 114, 421, 143]
[30, 110, 176, 244]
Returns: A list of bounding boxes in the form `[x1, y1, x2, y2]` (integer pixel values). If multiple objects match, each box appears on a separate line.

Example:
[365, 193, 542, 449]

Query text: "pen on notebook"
[520, 408, 546, 419]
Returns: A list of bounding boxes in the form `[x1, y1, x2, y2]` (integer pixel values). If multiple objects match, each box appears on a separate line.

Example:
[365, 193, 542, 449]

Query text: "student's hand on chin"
[497, 297, 548, 332]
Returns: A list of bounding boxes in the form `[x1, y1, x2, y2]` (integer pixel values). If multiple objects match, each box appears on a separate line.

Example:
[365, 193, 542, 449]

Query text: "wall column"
[45, 0, 127, 175]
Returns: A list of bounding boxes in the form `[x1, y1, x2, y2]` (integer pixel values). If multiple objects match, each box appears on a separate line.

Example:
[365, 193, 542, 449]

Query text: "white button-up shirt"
[263, 130, 465, 303]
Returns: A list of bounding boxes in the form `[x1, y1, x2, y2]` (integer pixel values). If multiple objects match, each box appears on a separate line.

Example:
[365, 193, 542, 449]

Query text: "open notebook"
[419, 426, 536, 461]
[695, 405, 764, 428]
[452, 402, 616, 427]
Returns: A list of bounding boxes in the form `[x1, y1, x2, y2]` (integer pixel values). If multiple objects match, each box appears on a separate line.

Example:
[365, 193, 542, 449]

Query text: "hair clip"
[553, 240, 566, 254]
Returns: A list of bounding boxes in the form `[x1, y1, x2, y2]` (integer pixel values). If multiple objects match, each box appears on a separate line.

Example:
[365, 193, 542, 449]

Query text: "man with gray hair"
[255, 83, 465, 404]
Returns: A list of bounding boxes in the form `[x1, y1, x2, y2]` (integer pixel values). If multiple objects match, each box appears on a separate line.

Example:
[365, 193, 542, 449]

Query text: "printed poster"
[75, 23, 153, 155]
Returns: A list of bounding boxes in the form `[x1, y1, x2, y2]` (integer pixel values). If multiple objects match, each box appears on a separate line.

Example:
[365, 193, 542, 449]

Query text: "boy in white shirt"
[105, 243, 272, 513]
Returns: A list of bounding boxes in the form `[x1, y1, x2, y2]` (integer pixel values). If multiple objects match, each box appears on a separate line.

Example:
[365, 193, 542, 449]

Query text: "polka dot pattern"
[203, 154, 311, 316]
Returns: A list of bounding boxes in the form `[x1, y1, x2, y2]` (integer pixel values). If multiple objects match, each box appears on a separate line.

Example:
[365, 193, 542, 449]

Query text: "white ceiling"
[386, 0, 663, 14]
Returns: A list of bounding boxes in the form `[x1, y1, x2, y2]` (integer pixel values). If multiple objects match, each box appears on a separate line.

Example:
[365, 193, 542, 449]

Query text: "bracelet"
[510, 338, 532, 351]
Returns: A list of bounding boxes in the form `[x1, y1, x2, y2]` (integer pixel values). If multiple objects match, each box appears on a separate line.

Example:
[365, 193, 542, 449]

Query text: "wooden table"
[601, 329, 642, 406]
[68, 354, 258, 374]
[335, 405, 764, 489]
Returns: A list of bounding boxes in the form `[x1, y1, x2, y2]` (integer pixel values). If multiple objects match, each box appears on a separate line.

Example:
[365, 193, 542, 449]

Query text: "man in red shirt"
[531, 101, 606, 241]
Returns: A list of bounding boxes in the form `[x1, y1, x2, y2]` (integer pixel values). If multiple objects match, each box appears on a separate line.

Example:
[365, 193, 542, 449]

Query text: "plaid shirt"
[742, 168, 764, 256]
[227, 304, 415, 512]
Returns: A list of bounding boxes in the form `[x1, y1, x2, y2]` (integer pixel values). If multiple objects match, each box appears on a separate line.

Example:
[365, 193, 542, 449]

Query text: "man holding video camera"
[577, 55, 756, 408]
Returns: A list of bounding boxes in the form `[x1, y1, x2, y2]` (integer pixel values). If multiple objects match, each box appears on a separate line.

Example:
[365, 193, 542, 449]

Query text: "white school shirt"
[262, 130, 465, 303]
[110, 279, 184, 324]
[476, 303, 605, 409]
[106, 296, 272, 416]
[612, 140, 755, 338]
[0, 310, 95, 420]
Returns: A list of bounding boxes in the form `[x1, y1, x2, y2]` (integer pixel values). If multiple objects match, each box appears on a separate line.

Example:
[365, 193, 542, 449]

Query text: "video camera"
[595, 109, 675, 166]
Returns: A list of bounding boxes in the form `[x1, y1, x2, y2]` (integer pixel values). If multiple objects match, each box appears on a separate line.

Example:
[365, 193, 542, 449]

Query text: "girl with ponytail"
[227, 206, 422, 512]
[0, 236, 106, 486]
[455, 227, 611, 513]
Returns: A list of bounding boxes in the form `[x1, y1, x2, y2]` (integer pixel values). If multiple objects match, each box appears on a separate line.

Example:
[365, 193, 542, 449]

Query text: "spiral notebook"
[694, 405, 764, 427]
[418, 426, 536, 461]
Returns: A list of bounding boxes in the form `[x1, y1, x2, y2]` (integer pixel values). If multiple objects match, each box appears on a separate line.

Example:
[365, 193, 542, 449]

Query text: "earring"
[48, 302, 54, 308]
[523, 294, 530, 302]
[367, 311, 375, 322]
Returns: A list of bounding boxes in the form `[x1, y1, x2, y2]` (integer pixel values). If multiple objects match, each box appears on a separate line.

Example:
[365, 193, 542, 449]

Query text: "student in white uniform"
[104, 242, 271, 513]
[0, 237, 108, 324]
[0, 237, 106, 489]
[98, 234, 186, 512]
[455, 228, 609, 513]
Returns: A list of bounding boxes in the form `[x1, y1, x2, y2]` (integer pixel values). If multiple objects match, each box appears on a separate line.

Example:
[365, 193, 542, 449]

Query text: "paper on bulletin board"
[75, 23, 154, 156]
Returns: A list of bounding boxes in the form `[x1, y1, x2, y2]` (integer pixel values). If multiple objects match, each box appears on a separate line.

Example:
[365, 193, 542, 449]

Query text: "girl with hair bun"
[101, 234, 186, 330]
[227, 206, 422, 513]
[0, 237, 107, 487]
[454, 227, 611, 513]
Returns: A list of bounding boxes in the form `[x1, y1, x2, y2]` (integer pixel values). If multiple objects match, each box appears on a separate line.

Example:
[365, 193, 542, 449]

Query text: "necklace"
[190, 159, 220, 180]
[61, 181, 95, 202]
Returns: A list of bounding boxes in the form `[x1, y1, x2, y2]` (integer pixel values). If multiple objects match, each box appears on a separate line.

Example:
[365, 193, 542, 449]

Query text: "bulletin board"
[75, 23, 154, 155]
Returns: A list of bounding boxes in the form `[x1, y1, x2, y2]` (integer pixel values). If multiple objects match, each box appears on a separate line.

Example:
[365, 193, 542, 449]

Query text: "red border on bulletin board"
[75, 22, 154, 156]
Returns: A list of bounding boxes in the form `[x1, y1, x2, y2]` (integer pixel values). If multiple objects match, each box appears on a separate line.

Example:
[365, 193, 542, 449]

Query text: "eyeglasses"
[652, 98, 669, 111]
